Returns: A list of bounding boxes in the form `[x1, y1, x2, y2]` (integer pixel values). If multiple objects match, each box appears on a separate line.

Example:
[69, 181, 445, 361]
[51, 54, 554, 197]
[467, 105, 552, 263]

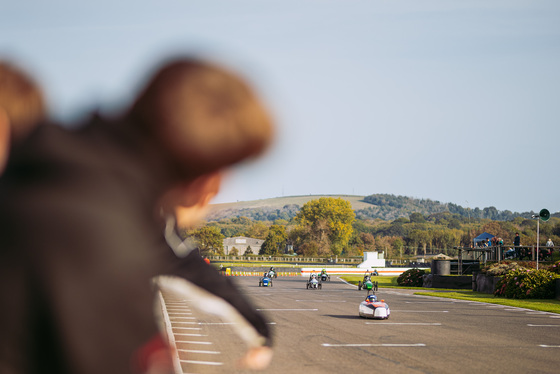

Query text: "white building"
[223, 236, 264, 255]
[357, 251, 386, 268]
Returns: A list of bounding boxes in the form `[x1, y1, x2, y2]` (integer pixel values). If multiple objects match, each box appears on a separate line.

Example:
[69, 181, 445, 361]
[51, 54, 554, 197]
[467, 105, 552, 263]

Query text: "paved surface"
[160, 276, 560, 374]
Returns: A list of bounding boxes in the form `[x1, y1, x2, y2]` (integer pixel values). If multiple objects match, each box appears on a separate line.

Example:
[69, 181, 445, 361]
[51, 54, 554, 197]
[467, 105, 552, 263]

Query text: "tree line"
[181, 197, 560, 259]
[206, 193, 553, 223]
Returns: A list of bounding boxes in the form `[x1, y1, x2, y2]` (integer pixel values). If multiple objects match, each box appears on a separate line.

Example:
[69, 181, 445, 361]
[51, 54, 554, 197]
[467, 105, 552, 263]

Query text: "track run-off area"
[159, 276, 560, 374]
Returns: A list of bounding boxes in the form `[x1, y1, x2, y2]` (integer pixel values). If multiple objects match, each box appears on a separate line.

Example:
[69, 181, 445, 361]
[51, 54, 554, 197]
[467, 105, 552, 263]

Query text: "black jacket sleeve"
[160, 248, 272, 346]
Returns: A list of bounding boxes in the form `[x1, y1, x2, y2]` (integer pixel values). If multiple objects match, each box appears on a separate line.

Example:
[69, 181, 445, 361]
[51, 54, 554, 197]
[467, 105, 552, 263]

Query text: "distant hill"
[207, 195, 371, 221]
[206, 194, 541, 222]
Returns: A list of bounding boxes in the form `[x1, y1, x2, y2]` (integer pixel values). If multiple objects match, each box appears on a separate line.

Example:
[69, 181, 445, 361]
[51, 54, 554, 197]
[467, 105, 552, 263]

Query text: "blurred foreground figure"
[0, 58, 274, 373]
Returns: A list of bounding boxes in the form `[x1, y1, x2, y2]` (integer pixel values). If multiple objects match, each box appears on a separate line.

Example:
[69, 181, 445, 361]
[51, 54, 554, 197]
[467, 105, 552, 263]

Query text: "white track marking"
[256, 308, 319, 311]
[322, 343, 426, 347]
[365, 322, 442, 326]
[180, 359, 223, 366]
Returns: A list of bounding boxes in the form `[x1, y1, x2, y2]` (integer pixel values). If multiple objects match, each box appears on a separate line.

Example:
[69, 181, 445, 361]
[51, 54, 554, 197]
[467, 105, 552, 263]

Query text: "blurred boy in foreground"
[0, 58, 274, 373]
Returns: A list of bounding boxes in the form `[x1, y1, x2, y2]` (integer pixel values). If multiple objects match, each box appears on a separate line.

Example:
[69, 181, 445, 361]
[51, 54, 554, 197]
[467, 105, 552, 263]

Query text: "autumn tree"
[480, 221, 513, 242]
[244, 246, 254, 256]
[244, 221, 270, 240]
[260, 224, 288, 255]
[187, 226, 225, 255]
[294, 197, 355, 256]
[409, 212, 426, 223]
[360, 232, 376, 251]
[392, 237, 404, 258]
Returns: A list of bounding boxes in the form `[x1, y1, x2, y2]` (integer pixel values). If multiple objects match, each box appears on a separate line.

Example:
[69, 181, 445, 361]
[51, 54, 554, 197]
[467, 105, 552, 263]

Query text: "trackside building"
[223, 236, 264, 255]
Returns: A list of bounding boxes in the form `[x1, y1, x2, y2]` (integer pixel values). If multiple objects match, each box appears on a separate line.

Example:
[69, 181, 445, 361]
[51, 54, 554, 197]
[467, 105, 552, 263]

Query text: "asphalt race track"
[160, 276, 560, 374]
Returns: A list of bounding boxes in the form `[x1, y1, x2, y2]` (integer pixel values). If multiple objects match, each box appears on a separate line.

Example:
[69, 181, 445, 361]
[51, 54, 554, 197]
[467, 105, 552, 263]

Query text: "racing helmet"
[366, 295, 377, 302]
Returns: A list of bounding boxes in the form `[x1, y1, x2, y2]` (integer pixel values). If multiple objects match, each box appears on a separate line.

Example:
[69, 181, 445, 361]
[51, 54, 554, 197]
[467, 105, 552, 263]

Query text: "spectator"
[1, 61, 272, 362]
[514, 233, 521, 247]
[546, 238, 554, 258]
[0, 57, 274, 373]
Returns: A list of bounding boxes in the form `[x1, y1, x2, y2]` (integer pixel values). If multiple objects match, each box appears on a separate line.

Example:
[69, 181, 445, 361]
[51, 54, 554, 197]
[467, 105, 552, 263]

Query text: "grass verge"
[415, 291, 560, 314]
[340, 276, 560, 314]
[342, 275, 399, 288]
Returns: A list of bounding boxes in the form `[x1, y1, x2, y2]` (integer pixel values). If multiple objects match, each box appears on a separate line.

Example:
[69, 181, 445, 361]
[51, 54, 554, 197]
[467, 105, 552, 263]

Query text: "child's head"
[130, 58, 274, 178]
[132, 58, 274, 227]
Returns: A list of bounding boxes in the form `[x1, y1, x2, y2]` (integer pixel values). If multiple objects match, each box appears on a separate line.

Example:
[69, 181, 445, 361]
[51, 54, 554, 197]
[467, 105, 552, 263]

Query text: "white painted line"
[528, 324, 560, 327]
[257, 308, 319, 311]
[540, 345, 560, 348]
[405, 301, 453, 304]
[173, 322, 197, 325]
[390, 310, 449, 313]
[158, 291, 182, 374]
[173, 327, 202, 331]
[168, 312, 193, 315]
[197, 322, 236, 325]
[174, 341, 213, 345]
[178, 349, 221, 355]
[322, 343, 426, 347]
[174, 333, 208, 337]
[365, 322, 442, 326]
[267, 322, 277, 325]
[180, 359, 223, 366]
[170, 317, 196, 320]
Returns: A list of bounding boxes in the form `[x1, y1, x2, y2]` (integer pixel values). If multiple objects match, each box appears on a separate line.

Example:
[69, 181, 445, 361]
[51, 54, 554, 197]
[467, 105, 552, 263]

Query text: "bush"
[546, 261, 560, 275]
[494, 268, 559, 299]
[397, 268, 427, 287]
[481, 262, 526, 276]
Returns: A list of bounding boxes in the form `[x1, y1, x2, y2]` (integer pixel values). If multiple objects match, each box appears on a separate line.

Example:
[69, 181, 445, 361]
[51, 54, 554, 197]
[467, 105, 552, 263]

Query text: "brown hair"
[0, 61, 46, 143]
[130, 58, 274, 177]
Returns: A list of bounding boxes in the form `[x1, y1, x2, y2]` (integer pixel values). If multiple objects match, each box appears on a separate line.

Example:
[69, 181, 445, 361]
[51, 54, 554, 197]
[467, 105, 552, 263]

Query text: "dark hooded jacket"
[0, 115, 270, 374]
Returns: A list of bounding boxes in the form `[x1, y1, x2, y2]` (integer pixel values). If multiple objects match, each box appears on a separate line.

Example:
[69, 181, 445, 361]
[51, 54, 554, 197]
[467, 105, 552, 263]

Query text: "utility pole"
[532, 209, 550, 270]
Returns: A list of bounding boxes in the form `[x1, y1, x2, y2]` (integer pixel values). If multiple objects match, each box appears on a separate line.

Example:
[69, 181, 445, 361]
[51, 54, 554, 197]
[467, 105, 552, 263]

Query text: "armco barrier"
[221, 266, 408, 277]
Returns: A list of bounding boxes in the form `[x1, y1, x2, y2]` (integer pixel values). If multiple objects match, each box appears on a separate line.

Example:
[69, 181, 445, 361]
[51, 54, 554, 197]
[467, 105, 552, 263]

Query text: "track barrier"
[223, 270, 301, 277]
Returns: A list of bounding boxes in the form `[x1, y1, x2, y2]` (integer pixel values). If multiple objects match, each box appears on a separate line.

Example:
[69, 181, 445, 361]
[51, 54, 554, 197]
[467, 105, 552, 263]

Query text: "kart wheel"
[270, 281, 273, 287]
[318, 284, 322, 289]
[306, 283, 309, 289]
[358, 281, 362, 291]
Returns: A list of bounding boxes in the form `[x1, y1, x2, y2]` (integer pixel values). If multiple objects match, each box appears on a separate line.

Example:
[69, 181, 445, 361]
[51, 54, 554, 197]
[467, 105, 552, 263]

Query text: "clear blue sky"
[2, 0, 559, 213]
